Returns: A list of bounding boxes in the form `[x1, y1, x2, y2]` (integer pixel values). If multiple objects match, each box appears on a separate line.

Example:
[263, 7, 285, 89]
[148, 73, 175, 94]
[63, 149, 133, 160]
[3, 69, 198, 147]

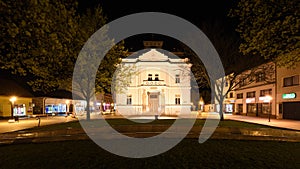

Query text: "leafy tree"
[0, 0, 80, 92]
[1, 1, 130, 120]
[229, 0, 300, 68]
[71, 6, 130, 120]
[214, 62, 275, 120]
[181, 19, 242, 102]
[181, 18, 270, 120]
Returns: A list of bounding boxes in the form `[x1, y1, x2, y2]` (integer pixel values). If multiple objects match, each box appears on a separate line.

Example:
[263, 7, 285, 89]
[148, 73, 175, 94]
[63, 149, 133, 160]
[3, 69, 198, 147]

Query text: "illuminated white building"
[115, 46, 192, 116]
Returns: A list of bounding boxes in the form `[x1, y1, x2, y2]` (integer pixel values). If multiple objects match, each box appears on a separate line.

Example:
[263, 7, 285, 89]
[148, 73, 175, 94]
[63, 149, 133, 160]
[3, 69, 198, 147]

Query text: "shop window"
[237, 104, 243, 113]
[283, 75, 299, 87]
[13, 104, 26, 116]
[247, 103, 256, 114]
[175, 94, 180, 105]
[127, 95, 132, 105]
[262, 103, 271, 114]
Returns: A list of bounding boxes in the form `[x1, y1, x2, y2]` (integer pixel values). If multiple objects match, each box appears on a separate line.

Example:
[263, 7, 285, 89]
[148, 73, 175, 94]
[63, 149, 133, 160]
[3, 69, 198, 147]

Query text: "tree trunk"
[86, 97, 90, 121]
[219, 98, 224, 121]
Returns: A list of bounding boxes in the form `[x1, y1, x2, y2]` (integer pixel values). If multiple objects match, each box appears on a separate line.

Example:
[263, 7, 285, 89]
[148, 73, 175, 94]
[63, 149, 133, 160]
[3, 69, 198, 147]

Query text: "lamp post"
[65, 100, 70, 117]
[199, 101, 204, 111]
[111, 103, 114, 112]
[9, 96, 17, 120]
[265, 95, 273, 122]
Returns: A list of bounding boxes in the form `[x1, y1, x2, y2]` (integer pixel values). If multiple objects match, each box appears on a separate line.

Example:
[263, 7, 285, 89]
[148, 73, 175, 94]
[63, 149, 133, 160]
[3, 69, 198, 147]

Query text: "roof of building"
[0, 77, 34, 97]
[127, 48, 182, 59]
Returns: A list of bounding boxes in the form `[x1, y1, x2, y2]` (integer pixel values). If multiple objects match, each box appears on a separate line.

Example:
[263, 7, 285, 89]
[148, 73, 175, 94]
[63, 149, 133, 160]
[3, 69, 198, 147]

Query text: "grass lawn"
[0, 139, 299, 169]
[20, 119, 274, 133]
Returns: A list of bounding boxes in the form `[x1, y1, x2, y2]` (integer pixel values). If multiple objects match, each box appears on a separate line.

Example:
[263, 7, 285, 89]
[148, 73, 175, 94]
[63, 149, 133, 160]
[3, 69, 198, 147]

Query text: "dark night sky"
[78, 0, 239, 51]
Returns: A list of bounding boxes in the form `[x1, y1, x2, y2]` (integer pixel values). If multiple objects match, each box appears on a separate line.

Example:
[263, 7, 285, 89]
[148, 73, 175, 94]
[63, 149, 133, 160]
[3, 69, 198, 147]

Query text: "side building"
[214, 62, 277, 118]
[0, 78, 34, 119]
[276, 63, 300, 120]
[223, 61, 300, 120]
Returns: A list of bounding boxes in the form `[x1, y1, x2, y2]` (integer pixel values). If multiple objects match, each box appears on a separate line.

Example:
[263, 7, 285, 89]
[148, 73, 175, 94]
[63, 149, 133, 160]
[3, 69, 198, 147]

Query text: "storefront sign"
[246, 98, 255, 103]
[282, 93, 296, 99]
[259, 96, 273, 102]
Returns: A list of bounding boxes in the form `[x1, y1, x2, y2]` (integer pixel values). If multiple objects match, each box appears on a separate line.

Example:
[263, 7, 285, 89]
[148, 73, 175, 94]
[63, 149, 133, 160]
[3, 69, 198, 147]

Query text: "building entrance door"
[148, 93, 159, 114]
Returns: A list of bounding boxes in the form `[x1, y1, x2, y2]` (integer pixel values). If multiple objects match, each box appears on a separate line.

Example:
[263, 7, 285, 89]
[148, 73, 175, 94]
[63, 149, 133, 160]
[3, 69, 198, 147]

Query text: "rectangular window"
[155, 74, 159, 81]
[236, 93, 243, 99]
[127, 95, 132, 105]
[239, 78, 246, 87]
[260, 89, 272, 96]
[175, 74, 180, 83]
[246, 91, 255, 98]
[225, 80, 229, 87]
[175, 94, 180, 105]
[148, 74, 152, 81]
[229, 92, 233, 98]
[256, 72, 265, 82]
[283, 75, 299, 87]
[247, 103, 256, 114]
[237, 104, 243, 113]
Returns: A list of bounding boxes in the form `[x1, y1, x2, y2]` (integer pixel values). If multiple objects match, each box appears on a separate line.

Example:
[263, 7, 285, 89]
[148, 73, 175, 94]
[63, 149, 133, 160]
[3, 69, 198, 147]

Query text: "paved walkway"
[0, 116, 78, 134]
[224, 114, 300, 131]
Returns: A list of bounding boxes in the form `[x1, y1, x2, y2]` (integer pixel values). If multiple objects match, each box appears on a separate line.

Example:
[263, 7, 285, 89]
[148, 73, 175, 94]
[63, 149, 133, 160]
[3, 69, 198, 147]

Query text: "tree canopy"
[0, 1, 128, 96]
[229, 0, 300, 68]
[0, 0, 81, 92]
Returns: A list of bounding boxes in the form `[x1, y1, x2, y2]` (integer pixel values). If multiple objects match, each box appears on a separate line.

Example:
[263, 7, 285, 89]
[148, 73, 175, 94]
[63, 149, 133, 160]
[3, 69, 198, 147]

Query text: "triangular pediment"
[138, 49, 169, 61]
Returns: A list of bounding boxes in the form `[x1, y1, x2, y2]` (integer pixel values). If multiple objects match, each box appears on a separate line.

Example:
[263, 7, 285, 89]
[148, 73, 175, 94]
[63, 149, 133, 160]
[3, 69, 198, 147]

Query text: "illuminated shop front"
[224, 104, 234, 113]
[42, 98, 86, 115]
[45, 104, 67, 114]
[13, 104, 27, 116]
[0, 96, 33, 117]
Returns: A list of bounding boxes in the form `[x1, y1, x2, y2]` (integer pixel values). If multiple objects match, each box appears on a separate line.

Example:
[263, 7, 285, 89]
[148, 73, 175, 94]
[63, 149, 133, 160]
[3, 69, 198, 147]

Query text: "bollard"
[37, 117, 41, 127]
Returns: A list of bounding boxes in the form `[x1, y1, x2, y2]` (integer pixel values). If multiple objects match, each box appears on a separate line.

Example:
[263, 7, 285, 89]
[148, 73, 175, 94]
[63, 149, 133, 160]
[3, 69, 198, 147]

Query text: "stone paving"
[224, 114, 300, 131]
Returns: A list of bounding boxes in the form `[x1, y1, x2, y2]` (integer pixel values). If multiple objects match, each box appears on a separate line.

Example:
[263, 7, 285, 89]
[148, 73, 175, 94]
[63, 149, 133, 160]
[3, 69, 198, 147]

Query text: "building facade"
[0, 96, 33, 118]
[115, 48, 192, 116]
[233, 62, 276, 118]
[276, 63, 300, 120]
[213, 62, 277, 118]
[217, 61, 300, 120]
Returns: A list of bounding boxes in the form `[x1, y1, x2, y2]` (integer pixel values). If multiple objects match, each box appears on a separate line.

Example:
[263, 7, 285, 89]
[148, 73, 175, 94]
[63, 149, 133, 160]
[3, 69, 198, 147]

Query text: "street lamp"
[65, 100, 70, 117]
[265, 95, 273, 122]
[198, 97, 204, 113]
[111, 103, 114, 112]
[9, 96, 17, 120]
[103, 102, 106, 111]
